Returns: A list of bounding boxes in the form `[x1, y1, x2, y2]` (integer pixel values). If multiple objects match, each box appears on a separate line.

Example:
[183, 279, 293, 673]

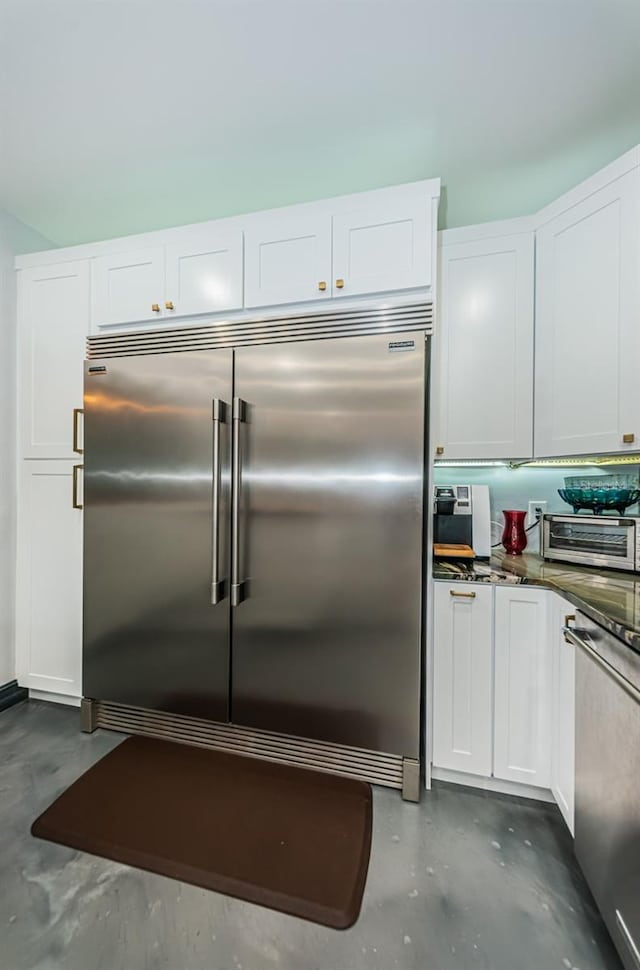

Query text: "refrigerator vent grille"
[86, 302, 433, 358]
[92, 701, 405, 789]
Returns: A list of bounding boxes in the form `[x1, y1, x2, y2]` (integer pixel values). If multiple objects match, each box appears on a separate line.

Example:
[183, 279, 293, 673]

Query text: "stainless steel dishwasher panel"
[573, 613, 640, 970]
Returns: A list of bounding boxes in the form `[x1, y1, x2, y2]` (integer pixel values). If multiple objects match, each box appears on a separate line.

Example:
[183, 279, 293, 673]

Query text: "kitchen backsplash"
[433, 463, 640, 554]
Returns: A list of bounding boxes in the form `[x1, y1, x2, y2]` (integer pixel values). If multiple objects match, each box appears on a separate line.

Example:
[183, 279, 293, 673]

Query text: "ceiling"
[1, 0, 639, 248]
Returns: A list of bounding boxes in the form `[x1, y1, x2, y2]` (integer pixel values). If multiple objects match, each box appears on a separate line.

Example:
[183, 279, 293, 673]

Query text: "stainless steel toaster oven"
[542, 514, 640, 573]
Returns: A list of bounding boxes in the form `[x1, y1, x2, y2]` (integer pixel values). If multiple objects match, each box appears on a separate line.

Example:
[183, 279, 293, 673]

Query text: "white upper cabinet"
[19, 180, 439, 329]
[244, 189, 435, 309]
[92, 229, 244, 328]
[534, 165, 640, 456]
[493, 586, 552, 789]
[244, 213, 332, 308]
[18, 260, 90, 459]
[432, 583, 493, 776]
[92, 247, 165, 327]
[332, 197, 432, 297]
[164, 229, 243, 317]
[436, 225, 534, 460]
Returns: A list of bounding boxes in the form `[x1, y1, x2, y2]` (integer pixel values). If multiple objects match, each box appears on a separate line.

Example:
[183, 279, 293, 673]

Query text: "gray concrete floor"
[1, 700, 623, 970]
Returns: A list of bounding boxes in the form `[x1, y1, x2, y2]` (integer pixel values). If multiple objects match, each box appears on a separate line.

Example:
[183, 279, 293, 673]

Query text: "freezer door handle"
[231, 397, 247, 607]
[210, 398, 227, 605]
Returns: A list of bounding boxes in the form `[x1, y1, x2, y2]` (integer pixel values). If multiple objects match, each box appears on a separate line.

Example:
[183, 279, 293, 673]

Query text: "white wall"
[0, 211, 52, 686]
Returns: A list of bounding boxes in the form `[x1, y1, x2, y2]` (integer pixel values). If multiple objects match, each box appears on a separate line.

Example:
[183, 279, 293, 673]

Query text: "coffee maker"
[433, 485, 491, 559]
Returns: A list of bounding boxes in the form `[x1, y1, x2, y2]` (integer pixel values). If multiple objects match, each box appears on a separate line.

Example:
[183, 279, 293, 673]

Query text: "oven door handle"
[563, 626, 640, 705]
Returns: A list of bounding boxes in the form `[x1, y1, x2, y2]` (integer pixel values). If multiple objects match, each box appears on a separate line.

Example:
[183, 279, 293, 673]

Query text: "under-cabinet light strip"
[435, 455, 640, 469]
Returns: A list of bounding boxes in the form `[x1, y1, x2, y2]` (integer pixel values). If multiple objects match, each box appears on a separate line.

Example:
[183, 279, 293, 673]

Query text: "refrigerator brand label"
[88, 366, 107, 374]
[388, 340, 415, 353]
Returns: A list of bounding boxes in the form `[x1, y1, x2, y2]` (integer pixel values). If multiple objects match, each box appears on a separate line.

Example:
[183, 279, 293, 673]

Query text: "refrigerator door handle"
[231, 397, 247, 607]
[210, 399, 227, 605]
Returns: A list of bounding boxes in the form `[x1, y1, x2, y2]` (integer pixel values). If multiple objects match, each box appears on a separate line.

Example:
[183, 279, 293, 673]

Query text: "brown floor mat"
[31, 735, 372, 929]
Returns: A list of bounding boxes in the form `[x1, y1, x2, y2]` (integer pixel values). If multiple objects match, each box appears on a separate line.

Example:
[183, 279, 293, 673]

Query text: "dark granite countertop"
[433, 551, 640, 654]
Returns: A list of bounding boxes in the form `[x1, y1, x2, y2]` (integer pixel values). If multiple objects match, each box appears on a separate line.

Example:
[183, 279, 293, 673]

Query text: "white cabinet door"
[15, 461, 83, 698]
[535, 168, 640, 456]
[244, 214, 332, 308]
[18, 260, 89, 459]
[552, 596, 576, 834]
[436, 231, 534, 460]
[494, 586, 552, 788]
[432, 583, 493, 776]
[165, 229, 243, 317]
[92, 247, 165, 326]
[332, 198, 432, 297]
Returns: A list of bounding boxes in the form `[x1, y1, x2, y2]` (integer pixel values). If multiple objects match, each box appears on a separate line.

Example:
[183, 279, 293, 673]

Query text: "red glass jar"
[502, 509, 527, 556]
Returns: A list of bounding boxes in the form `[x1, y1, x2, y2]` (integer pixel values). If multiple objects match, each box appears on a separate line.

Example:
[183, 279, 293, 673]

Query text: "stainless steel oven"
[542, 514, 640, 572]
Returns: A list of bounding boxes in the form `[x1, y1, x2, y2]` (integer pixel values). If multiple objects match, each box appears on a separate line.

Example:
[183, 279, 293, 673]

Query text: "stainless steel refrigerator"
[82, 304, 431, 798]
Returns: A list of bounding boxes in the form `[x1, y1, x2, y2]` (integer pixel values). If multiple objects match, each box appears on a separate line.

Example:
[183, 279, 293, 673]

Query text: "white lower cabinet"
[433, 582, 557, 797]
[16, 461, 83, 698]
[432, 583, 493, 775]
[551, 596, 576, 835]
[493, 586, 552, 788]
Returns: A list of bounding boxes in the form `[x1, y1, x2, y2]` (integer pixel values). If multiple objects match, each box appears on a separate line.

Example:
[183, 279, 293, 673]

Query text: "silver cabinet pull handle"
[72, 464, 83, 510]
[73, 408, 84, 455]
[563, 626, 640, 704]
[211, 399, 227, 605]
[231, 397, 247, 607]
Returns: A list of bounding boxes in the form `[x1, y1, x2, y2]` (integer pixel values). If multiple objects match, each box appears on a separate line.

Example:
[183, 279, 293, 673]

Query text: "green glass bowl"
[558, 487, 640, 515]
